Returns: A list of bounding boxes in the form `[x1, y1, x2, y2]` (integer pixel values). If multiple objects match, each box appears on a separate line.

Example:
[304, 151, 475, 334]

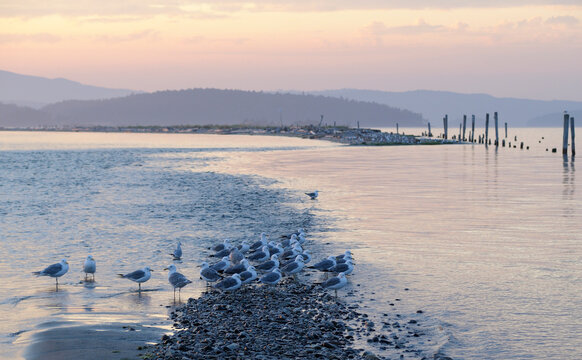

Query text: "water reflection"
[562, 156, 575, 217]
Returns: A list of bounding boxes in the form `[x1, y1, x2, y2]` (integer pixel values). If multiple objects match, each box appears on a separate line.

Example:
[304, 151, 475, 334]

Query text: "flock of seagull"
[33, 191, 353, 298]
[32, 230, 353, 299]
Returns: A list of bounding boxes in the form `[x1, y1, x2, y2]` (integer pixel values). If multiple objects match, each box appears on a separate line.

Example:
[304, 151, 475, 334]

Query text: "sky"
[1, 1, 582, 101]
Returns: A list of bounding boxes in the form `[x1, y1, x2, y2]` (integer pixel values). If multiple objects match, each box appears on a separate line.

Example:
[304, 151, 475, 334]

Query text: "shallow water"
[0, 129, 580, 359]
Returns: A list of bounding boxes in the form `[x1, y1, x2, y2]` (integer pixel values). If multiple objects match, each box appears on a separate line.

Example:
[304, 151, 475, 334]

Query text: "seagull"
[280, 234, 297, 248]
[170, 241, 182, 260]
[224, 259, 250, 275]
[282, 250, 311, 267]
[83, 255, 96, 281]
[259, 268, 282, 287]
[321, 272, 348, 298]
[213, 246, 232, 258]
[329, 260, 354, 275]
[33, 259, 69, 286]
[211, 238, 231, 253]
[281, 243, 303, 260]
[165, 264, 192, 298]
[118, 267, 153, 292]
[210, 256, 231, 273]
[199, 262, 222, 287]
[309, 256, 337, 271]
[335, 251, 353, 264]
[237, 240, 250, 254]
[240, 266, 258, 285]
[215, 273, 242, 292]
[305, 190, 319, 200]
[281, 255, 305, 278]
[250, 233, 269, 252]
[229, 247, 244, 264]
[248, 246, 270, 262]
[267, 241, 284, 256]
[256, 254, 279, 273]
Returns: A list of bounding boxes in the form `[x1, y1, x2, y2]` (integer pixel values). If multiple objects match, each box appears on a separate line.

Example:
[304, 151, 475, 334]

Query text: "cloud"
[0, 33, 61, 43]
[1, 0, 582, 18]
[93, 29, 159, 43]
[546, 16, 580, 25]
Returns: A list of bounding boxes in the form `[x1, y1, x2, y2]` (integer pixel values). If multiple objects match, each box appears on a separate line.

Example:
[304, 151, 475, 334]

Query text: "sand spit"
[145, 278, 449, 360]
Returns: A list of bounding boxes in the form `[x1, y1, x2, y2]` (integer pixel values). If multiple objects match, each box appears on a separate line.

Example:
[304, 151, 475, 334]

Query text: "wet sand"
[23, 323, 165, 360]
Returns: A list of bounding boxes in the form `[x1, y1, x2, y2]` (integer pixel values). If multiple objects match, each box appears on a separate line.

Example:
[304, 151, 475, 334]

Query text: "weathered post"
[571, 117, 576, 156]
[459, 124, 462, 142]
[396, 123, 399, 134]
[461, 115, 467, 141]
[471, 115, 475, 142]
[357, 120, 360, 129]
[494, 112, 499, 147]
[563, 112, 570, 155]
[505, 122, 508, 138]
[444, 115, 448, 140]
[428, 122, 432, 137]
[485, 113, 490, 145]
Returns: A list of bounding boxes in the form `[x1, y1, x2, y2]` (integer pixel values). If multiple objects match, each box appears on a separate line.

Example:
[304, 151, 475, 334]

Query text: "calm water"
[0, 129, 580, 359]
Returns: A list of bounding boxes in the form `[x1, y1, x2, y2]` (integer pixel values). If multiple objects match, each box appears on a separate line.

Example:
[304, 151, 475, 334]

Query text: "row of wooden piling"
[428, 112, 576, 156]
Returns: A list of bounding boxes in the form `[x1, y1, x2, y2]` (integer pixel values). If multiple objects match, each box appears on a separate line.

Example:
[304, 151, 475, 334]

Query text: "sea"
[0, 128, 580, 359]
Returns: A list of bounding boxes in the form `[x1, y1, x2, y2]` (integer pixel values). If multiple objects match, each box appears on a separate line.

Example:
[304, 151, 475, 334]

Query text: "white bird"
[229, 247, 244, 264]
[210, 256, 231, 273]
[171, 241, 182, 260]
[329, 260, 354, 275]
[33, 259, 69, 286]
[240, 266, 258, 285]
[281, 255, 305, 277]
[281, 243, 303, 260]
[305, 190, 319, 200]
[256, 254, 279, 273]
[259, 268, 282, 286]
[199, 262, 222, 286]
[250, 233, 269, 251]
[118, 266, 153, 292]
[267, 241, 283, 256]
[83, 255, 96, 281]
[248, 246, 270, 262]
[224, 259, 250, 275]
[211, 238, 231, 253]
[237, 240, 250, 254]
[165, 264, 192, 297]
[309, 256, 337, 271]
[215, 273, 242, 292]
[321, 272, 348, 298]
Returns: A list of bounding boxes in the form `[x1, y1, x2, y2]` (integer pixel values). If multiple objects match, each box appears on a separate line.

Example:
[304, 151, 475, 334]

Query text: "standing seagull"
[259, 268, 282, 287]
[165, 264, 192, 298]
[199, 262, 222, 288]
[33, 259, 69, 288]
[305, 190, 319, 200]
[118, 267, 153, 292]
[214, 273, 242, 292]
[171, 242, 182, 260]
[321, 272, 348, 298]
[240, 266, 258, 285]
[83, 255, 96, 281]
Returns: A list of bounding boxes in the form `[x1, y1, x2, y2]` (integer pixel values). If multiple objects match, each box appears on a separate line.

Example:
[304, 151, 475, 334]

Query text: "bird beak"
[163, 268, 168, 271]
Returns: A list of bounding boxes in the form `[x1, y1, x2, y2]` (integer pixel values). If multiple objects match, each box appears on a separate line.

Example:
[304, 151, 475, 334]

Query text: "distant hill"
[309, 89, 582, 127]
[0, 102, 49, 128]
[0, 69, 138, 108]
[1, 89, 425, 128]
[528, 110, 582, 127]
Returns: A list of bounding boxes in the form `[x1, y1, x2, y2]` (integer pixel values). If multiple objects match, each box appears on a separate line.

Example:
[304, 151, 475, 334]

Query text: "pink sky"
[1, 1, 581, 100]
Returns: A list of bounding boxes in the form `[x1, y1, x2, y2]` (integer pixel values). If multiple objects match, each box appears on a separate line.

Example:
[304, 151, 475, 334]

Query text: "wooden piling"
[357, 120, 360, 129]
[396, 123, 399, 134]
[444, 115, 448, 140]
[428, 122, 432, 137]
[563, 113, 570, 155]
[505, 122, 508, 138]
[494, 112, 499, 147]
[462, 115, 467, 141]
[471, 115, 475, 142]
[485, 113, 490, 145]
[571, 117, 576, 156]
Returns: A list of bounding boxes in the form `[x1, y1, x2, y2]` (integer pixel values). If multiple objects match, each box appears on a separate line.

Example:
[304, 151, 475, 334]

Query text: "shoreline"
[0, 125, 452, 146]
